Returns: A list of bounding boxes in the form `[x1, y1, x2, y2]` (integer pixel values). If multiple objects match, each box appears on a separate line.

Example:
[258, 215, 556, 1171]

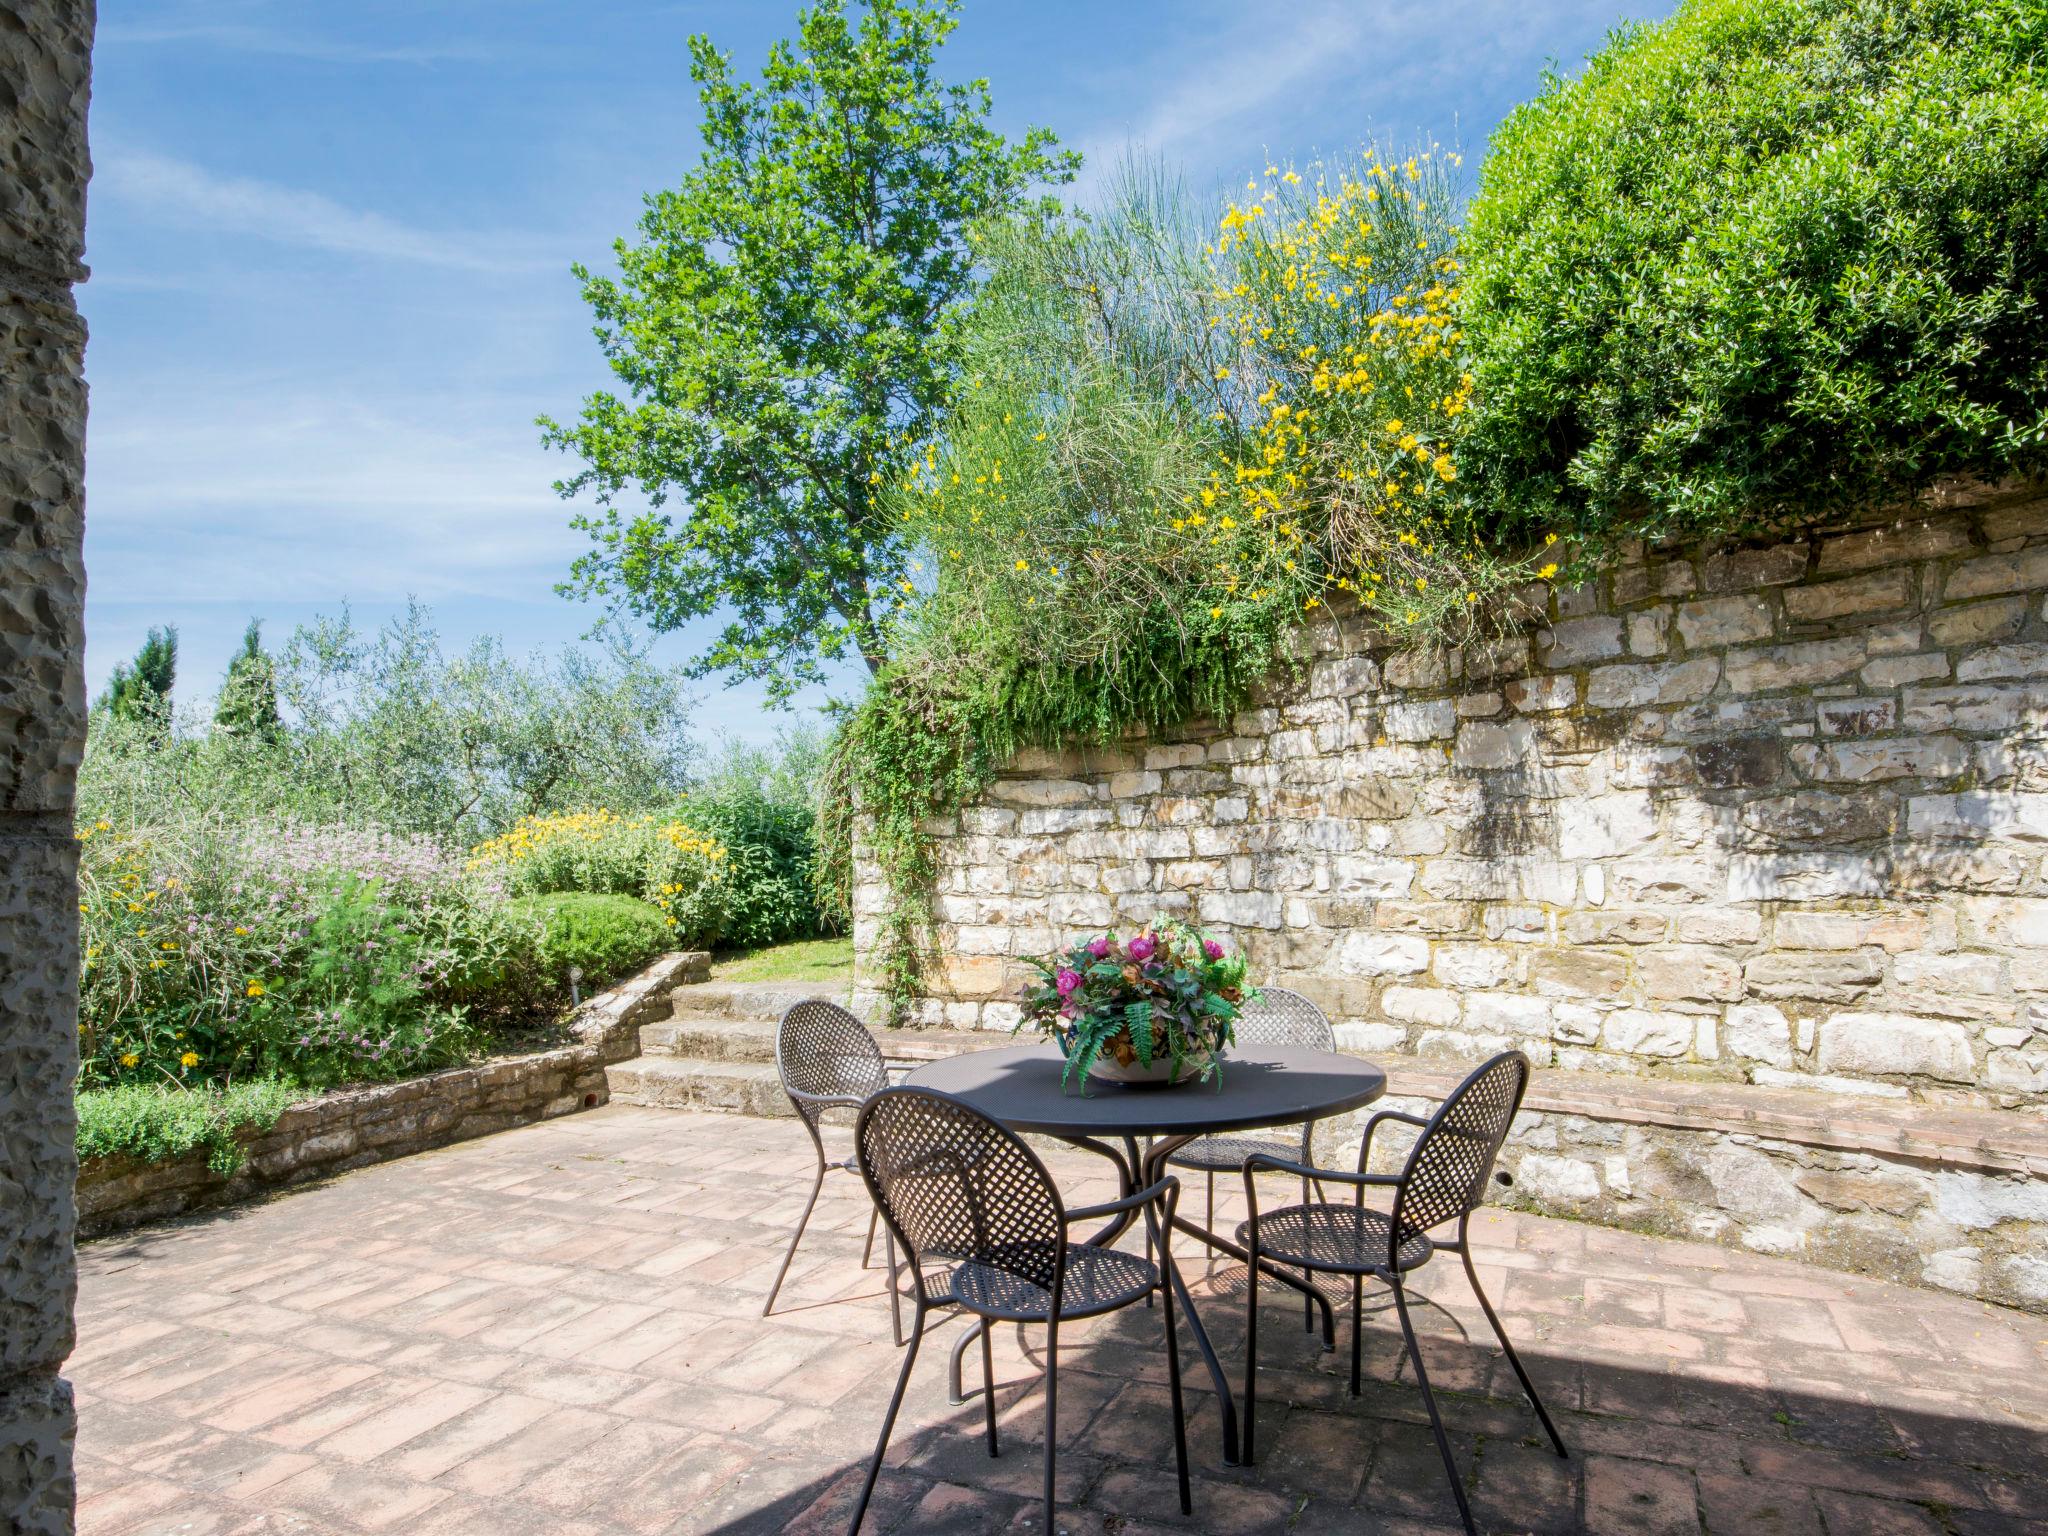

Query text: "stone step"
[641, 1011, 1004, 1066]
[663, 979, 854, 1024]
[604, 1056, 788, 1117]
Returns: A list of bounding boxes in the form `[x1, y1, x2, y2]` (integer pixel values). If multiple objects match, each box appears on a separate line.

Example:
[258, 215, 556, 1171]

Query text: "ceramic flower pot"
[1080, 1032, 1221, 1088]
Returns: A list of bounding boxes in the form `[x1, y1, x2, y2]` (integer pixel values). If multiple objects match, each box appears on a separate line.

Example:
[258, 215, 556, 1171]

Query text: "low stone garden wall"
[852, 479, 2048, 1311]
[76, 952, 703, 1238]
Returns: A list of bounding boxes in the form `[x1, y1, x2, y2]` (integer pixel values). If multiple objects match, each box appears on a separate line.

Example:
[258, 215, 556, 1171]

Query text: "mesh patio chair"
[1238, 1050, 1566, 1536]
[846, 1086, 1191, 1536]
[1164, 986, 1336, 1328]
[764, 1000, 904, 1345]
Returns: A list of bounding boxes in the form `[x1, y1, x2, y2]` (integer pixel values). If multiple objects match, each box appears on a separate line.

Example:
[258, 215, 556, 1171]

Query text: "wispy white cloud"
[94, 149, 560, 274]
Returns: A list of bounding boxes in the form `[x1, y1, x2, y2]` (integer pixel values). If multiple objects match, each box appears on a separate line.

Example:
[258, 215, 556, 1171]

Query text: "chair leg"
[886, 1229, 904, 1348]
[981, 1315, 999, 1457]
[1301, 1174, 1315, 1334]
[1159, 1242, 1191, 1514]
[848, 1304, 927, 1536]
[764, 1155, 826, 1319]
[1350, 1273, 1364, 1396]
[1042, 1314, 1060, 1536]
[862, 1206, 878, 1269]
[1391, 1276, 1477, 1536]
[1243, 1232, 1261, 1464]
[1459, 1223, 1565, 1457]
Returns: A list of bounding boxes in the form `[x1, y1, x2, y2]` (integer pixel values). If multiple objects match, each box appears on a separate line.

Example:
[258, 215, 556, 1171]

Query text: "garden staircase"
[605, 979, 990, 1115]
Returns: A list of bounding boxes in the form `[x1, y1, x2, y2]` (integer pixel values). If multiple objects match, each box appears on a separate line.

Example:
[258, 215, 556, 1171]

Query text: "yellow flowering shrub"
[467, 808, 727, 945]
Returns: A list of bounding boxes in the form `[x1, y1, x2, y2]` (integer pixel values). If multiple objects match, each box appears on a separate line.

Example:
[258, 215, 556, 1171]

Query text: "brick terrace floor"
[74, 1105, 2048, 1536]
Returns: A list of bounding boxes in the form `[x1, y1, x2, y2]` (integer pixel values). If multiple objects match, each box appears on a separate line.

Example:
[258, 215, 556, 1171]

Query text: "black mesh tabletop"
[904, 1041, 1386, 1139]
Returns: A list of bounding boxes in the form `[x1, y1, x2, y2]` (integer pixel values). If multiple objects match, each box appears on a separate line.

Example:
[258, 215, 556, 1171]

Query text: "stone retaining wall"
[852, 481, 2048, 1309]
[860, 481, 2048, 1108]
[76, 954, 699, 1238]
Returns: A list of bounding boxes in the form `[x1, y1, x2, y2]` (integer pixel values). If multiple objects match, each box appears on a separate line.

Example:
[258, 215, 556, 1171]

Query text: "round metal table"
[906, 1039, 1387, 1465]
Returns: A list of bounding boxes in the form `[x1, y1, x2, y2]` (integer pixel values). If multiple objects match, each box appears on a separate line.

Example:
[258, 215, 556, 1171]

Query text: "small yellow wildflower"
[179, 1051, 200, 1069]
[246, 979, 266, 998]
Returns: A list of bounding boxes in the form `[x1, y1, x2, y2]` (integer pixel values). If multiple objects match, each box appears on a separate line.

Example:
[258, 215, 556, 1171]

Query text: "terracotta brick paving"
[73, 1106, 2048, 1535]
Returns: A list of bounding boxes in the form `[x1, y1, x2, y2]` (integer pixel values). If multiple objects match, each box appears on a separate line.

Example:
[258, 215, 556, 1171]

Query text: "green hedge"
[510, 892, 672, 993]
[1461, 0, 2048, 544]
[77, 1079, 302, 1176]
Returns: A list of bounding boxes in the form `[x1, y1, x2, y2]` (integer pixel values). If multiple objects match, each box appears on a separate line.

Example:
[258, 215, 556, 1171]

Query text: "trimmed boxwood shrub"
[510, 892, 672, 992]
[1461, 0, 2048, 544]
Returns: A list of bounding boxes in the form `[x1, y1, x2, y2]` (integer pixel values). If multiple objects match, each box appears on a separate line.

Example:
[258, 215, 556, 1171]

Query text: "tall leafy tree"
[541, 0, 1077, 696]
[214, 619, 282, 742]
[100, 625, 178, 732]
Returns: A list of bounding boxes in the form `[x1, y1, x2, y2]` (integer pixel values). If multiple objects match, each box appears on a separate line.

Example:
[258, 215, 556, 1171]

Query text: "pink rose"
[1204, 938, 1225, 960]
[1086, 935, 1111, 959]
[1128, 932, 1157, 962]
[1055, 967, 1083, 996]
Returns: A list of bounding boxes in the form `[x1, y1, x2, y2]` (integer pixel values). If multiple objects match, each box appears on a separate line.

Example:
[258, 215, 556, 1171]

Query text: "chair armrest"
[1067, 1174, 1178, 1223]
[787, 1089, 868, 1114]
[1242, 1151, 1399, 1188]
[1357, 1108, 1431, 1173]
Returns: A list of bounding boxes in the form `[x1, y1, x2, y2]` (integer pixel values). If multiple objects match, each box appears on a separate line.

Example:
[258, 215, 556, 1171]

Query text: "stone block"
[1743, 949, 1884, 1002]
[1859, 653, 1949, 689]
[1380, 986, 1460, 1026]
[1332, 932, 1430, 977]
[1790, 735, 1969, 783]
[1957, 644, 2048, 683]
[1380, 699, 1457, 742]
[1927, 598, 2026, 647]
[1565, 911, 1666, 944]
[1813, 697, 1896, 736]
[1674, 909, 1762, 945]
[1528, 949, 1629, 999]
[1781, 568, 1915, 624]
[1639, 948, 1744, 1002]
[1510, 1153, 1601, 1202]
[1556, 792, 1656, 859]
[1816, 517, 1972, 573]
[1591, 656, 1724, 711]
[1908, 791, 2048, 842]
[1727, 853, 1886, 901]
[1452, 718, 1535, 770]
[1945, 547, 2048, 601]
[1384, 648, 1453, 690]
[988, 778, 1093, 808]
[1536, 615, 1624, 668]
[1501, 674, 1573, 714]
[1434, 945, 1511, 988]
[1675, 594, 1773, 648]
[1816, 1012, 1975, 1081]
[1601, 1009, 1693, 1057]
[1723, 1003, 1794, 1068]
[1700, 542, 1809, 592]
[1738, 791, 1892, 847]
[1626, 608, 1670, 657]
[1723, 638, 1865, 693]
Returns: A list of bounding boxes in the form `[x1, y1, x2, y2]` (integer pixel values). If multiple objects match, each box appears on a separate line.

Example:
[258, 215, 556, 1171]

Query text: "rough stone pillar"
[0, 2, 94, 1531]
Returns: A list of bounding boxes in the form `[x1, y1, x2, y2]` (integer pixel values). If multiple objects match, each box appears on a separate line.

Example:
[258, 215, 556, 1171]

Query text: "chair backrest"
[856, 1087, 1064, 1294]
[1234, 986, 1336, 1051]
[1390, 1051, 1530, 1264]
[776, 1000, 888, 1111]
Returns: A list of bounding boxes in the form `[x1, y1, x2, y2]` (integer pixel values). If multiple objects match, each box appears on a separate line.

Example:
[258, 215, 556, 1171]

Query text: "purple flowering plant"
[1018, 917, 1255, 1092]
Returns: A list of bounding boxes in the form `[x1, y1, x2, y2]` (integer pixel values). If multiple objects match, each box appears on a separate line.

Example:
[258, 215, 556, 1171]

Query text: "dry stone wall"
[0, 4, 93, 1531]
[859, 481, 2048, 1110]
[852, 482, 2048, 1309]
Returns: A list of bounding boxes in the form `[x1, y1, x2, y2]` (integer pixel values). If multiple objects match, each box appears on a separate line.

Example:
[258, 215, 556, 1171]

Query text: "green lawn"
[709, 936, 854, 984]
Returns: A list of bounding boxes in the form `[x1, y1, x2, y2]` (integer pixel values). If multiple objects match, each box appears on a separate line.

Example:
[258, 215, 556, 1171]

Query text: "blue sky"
[83, 0, 1666, 745]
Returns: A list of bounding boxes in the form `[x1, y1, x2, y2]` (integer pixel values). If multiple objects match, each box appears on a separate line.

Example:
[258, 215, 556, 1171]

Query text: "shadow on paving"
[681, 1264, 2047, 1536]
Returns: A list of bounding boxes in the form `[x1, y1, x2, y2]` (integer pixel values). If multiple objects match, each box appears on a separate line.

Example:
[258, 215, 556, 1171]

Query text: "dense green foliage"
[544, 0, 1077, 695]
[101, 626, 178, 731]
[213, 621, 282, 742]
[1462, 0, 2048, 541]
[76, 1079, 300, 1176]
[510, 893, 675, 992]
[683, 730, 833, 948]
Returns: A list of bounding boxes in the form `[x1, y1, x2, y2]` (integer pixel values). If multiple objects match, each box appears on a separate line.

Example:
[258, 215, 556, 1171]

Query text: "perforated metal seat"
[845, 1086, 1191, 1535]
[763, 1001, 903, 1343]
[1236, 1204, 1433, 1274]
[1238, 1051, 1567, 1536]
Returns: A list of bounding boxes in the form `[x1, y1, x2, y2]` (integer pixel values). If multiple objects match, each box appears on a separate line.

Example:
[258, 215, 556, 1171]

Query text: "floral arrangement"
[1018, 918, 1254, 1092]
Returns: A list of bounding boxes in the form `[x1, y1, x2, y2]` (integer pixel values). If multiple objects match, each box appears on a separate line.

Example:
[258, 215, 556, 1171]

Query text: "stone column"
[0, 2, 94, 1531]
